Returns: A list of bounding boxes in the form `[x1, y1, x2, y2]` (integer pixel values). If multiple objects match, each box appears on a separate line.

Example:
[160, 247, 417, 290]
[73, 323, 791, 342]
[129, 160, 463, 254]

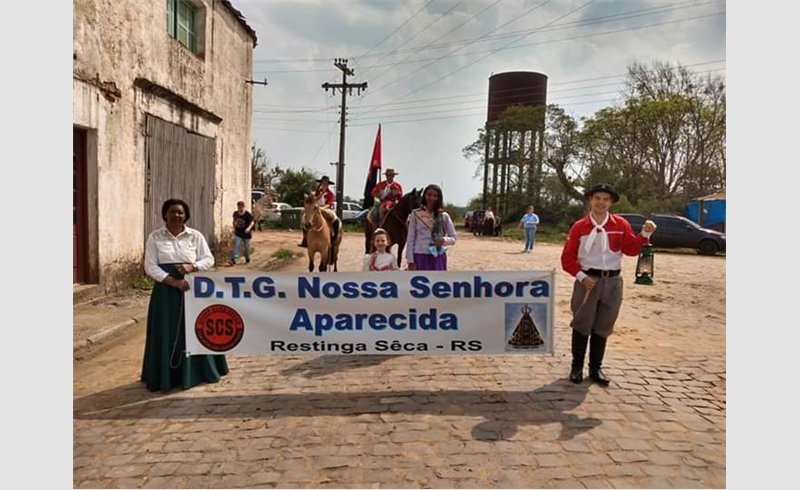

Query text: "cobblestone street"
[74, 232, 726, 488]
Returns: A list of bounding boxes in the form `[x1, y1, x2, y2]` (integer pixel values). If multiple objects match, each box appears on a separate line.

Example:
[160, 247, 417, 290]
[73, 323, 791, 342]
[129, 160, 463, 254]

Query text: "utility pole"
[322, 58, 367, 219]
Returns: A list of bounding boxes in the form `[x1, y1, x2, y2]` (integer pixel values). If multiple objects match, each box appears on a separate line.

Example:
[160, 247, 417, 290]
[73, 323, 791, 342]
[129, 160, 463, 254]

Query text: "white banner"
[185, 271, 554, 356]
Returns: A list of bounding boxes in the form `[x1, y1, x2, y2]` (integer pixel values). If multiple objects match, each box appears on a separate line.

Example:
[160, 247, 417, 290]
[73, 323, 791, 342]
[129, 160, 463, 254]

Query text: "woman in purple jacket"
[406, 184, 457, 271]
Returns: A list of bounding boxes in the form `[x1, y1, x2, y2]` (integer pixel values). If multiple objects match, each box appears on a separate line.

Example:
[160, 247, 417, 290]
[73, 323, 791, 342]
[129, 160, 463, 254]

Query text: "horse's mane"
[385, 189, 418, 222]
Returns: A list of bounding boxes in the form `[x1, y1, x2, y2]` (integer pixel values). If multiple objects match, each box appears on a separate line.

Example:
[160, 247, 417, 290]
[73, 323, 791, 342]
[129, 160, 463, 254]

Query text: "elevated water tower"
[482, 71, 548, 215]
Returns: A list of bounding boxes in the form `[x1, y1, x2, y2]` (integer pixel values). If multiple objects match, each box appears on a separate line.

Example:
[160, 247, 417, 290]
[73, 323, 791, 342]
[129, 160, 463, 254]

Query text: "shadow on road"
[279, 354, 401, 378]
[74, 375, 600, 441]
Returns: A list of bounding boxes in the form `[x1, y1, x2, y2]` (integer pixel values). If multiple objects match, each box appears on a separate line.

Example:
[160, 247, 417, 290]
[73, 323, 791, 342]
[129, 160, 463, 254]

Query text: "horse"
[364, 188, 422, 268]
[302, 195, 343, 272]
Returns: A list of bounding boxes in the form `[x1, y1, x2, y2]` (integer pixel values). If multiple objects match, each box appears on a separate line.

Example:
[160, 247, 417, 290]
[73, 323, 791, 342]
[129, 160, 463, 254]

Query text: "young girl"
[363, 228, 399, 271]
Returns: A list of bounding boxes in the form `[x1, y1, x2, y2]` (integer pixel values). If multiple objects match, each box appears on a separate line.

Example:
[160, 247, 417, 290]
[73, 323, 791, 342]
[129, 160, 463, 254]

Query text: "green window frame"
[166, 0, 198, 53]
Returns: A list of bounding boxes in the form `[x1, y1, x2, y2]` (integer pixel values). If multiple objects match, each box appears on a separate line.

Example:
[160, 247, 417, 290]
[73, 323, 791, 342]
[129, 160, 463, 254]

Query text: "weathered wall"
[73, 0, 254, 289]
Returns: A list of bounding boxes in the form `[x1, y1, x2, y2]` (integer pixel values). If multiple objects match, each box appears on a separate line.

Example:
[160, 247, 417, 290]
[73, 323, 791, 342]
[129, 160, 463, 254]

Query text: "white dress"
[362, 251, 399, 271]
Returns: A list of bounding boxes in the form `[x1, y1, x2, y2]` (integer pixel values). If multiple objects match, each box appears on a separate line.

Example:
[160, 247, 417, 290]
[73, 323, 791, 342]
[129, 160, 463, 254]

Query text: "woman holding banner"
[141, 199, 229, 392]
[406, 184, 457, 271]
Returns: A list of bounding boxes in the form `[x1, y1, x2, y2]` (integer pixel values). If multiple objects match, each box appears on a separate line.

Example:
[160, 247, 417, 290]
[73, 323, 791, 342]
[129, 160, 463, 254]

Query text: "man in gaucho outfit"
[561, 183, 657, 386]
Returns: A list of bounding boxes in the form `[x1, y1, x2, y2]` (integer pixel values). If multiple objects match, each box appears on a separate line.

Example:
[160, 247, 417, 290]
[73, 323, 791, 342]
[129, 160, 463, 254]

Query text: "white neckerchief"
[583, 213, 609, 254]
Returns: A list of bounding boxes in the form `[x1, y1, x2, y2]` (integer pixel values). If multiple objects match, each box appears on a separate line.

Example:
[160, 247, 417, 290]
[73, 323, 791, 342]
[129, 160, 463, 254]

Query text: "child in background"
[363, 228, 399, 271]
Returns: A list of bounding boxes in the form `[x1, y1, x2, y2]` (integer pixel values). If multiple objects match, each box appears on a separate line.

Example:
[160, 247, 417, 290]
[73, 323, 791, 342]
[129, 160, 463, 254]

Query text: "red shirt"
[561, 213, 650, 278]
[315, 187, 335, 208]
[371, 180, 403, 201]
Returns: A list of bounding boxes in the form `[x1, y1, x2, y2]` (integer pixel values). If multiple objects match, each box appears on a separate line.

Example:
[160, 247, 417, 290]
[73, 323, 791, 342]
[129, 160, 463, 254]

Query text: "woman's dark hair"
[421, 184, 444, 216]
[161, 199, 191, 222]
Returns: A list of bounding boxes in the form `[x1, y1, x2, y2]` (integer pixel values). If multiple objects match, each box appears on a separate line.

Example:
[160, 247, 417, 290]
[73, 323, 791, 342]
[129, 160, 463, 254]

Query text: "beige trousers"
[569, 276, 624, 338]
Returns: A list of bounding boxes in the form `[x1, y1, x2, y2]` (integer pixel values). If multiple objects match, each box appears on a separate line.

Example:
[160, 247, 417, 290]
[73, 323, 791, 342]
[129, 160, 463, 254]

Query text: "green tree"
[579, 62, 726, 204]
[274, 168, 319, 207]
[463, 104, 584, 221]
[466, 194, 483, 210]
[251, 143, 283, 191]
[443, 203, 466, 224]
[465, 61, 726, 219]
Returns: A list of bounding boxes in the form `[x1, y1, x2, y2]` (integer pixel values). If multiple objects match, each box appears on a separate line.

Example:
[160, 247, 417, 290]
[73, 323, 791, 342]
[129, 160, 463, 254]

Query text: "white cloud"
[237, 0, 725, 205]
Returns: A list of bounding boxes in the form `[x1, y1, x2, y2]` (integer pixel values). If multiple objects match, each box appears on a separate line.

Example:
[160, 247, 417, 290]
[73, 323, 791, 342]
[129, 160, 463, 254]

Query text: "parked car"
[341, 201, 364, 221]
[251, 190, 265, 203]
[470, 210, 485, 235]
[343, 208, 370, 225]
[263, 202, 292, 223]
[617, 213, 726, 255]
[465, 211, 476, 229]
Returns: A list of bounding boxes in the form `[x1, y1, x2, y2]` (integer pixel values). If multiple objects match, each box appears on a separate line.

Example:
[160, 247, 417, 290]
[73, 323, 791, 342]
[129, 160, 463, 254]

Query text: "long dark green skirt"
[141, 264, 229, 392]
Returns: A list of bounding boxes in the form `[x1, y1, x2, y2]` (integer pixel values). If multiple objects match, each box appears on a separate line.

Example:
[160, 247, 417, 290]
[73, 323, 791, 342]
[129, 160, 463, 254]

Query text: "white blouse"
[362, 252, 399, 271]
[144, 226, 215, 282]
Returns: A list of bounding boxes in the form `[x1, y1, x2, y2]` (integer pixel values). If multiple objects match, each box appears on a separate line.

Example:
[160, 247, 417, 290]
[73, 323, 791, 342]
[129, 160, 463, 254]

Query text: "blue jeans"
[232, 236, 251, 263]
[524, 226, 537, 250]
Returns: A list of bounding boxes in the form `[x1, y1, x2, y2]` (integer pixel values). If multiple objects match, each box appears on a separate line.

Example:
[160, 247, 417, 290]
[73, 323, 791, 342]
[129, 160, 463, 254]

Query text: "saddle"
[367, 204, 392, 229]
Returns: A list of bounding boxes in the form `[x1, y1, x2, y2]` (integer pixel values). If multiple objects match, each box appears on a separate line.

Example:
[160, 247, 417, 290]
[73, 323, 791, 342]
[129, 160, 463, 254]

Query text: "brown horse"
[303, 195, 343, 272]
[364, 188, 422, 267]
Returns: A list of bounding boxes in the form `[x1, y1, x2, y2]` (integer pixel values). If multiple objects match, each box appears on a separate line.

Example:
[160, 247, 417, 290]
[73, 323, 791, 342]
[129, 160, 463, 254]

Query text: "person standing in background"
[229, 201, 254, 266]
[518, 205, 540, 253]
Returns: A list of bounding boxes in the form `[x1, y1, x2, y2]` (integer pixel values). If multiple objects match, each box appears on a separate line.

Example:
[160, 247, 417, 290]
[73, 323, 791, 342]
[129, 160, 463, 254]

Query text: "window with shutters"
[166, 0, 204, 55]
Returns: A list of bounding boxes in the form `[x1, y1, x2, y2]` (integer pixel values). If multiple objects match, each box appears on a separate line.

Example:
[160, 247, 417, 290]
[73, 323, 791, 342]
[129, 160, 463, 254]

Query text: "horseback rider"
[370, 168, 403, 226]
[298, 175, 340, 248]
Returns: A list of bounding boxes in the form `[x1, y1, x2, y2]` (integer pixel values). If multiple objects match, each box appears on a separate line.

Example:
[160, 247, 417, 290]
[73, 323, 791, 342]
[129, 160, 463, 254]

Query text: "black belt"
[583, 269, 621, 278]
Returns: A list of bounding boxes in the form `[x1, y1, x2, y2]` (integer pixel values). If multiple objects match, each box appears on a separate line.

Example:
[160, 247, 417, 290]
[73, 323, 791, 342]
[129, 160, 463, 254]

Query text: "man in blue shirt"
[518, 205, 540, 253]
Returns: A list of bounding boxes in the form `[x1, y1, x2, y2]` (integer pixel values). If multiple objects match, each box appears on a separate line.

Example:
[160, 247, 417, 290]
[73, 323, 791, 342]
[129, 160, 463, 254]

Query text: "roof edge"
[220, 0, 258, 47]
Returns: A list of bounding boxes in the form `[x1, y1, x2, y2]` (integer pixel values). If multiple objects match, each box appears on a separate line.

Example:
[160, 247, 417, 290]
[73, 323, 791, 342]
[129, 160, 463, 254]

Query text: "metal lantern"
[635, 243, 655, 285]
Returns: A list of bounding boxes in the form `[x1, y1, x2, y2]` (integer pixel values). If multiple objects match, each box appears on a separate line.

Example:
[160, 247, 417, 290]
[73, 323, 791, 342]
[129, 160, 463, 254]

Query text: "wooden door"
[73, 128, 88, 283]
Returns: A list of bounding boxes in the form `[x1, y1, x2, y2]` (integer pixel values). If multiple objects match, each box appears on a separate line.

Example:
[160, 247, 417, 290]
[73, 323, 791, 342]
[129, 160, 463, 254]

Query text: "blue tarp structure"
[685, 191, 725, 232]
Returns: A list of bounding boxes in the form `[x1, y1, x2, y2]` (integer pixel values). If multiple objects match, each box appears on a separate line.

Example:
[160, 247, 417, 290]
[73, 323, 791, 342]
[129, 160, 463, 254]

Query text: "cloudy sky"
[235, 0, 726, 206]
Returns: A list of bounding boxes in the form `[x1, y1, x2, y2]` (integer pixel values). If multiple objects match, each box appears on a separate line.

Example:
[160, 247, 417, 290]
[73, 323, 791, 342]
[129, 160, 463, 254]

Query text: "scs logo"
[194, 305, 244, 352]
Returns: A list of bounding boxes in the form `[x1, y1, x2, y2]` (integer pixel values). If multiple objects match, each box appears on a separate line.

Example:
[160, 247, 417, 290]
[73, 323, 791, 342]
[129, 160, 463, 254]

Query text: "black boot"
[298, 229, 308, 248]
[570, 330, 588, 383]
[589, 334, 611, 386]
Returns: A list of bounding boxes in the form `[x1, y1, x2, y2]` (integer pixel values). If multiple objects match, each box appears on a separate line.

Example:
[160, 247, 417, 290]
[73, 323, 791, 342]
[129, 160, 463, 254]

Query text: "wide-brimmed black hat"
[317, 176, 335, 185]
[584, 183, 619, 202]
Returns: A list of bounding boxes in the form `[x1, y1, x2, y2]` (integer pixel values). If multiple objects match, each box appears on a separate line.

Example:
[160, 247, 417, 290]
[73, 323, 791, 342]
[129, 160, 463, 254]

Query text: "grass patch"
[501, 223, 570, 244]
[272, 249, 296, 260]
[132, 276, 154, 291]
[256, 221, 286, 231]
[342, 223, 365, 233]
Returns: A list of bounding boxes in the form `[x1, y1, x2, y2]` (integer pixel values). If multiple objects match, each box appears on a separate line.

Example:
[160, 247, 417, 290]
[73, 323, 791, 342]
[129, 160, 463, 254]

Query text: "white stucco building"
[73, 0, 257, 292]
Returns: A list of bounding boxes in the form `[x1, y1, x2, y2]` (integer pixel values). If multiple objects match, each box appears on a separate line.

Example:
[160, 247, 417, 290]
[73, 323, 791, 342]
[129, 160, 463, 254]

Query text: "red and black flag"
[362, 124, 382, 208]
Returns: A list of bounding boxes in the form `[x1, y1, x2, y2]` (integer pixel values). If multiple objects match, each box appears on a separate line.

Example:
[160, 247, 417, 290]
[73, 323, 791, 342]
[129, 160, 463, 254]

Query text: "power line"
[252, 92, 633, 125]
[253, 93, 615, 125]
[253, 0, 713, 70]
[252, 63, 726, 113]
[361, 0, 495, 83]
[252, 65, 725, 128]
[357, 0, 437, 61]
[355, 0, 597, 119]
[365, 0, 711, 57]
[359, 0, 466, 80]
[351, 67, 726, 115]
[359, 0, 556, 102]
[351, 10, 724, 122]
[252, 126, 331, 134]
[348, 97, 623, 126]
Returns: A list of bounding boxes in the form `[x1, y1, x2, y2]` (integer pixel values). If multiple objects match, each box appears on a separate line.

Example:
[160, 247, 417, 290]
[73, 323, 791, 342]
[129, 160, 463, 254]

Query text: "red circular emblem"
[195, 305, 245, 352]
